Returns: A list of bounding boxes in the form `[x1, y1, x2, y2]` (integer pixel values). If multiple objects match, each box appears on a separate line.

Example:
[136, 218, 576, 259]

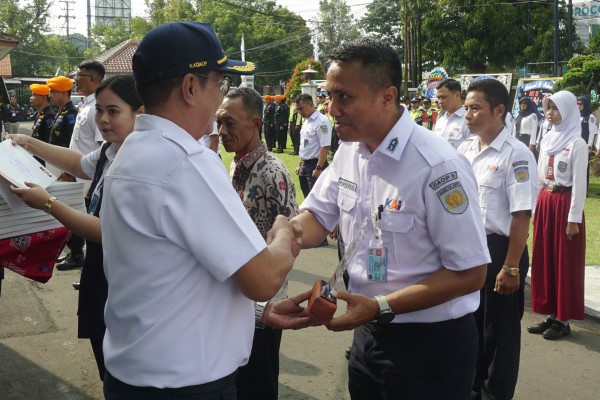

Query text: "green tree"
[360, 0, 402, 52]
[0, 0, 51, 75]
[317, 0, 361, 65]
[554, 54, 600, 96]
[285, 59, 326, 96]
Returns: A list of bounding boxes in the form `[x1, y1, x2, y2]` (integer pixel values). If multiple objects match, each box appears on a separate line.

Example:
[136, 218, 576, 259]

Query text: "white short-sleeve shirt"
[537, 137, 588, 223]
[458, 129, 538, 237]
[69, 93, 103, 156]
[101, 114, 266, 388]
[301, 110, 491, 323]
[433, 107, 469, 148]
[299, 110, 332, 160]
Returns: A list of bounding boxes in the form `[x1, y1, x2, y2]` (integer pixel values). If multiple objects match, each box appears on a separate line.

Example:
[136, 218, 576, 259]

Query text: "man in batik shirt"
[216, 86, 299, 400]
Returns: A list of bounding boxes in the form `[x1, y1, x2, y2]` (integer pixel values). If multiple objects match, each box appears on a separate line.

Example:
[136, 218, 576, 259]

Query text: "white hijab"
[540, 91, 581, 155]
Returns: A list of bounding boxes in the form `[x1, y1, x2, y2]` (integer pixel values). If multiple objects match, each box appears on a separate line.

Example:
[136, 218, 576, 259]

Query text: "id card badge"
[303, 138, 308, 148]
[368, 245, 387, 282]
[368, 210, 387, 282]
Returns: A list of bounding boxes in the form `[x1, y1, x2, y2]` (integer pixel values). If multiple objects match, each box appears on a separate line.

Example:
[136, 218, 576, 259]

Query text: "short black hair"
[328, 37, 402, 105]
[437, 78, 461, 93]
[135, 76, 182, 110]
[78, 60, 106, 81]
[96, 75, 142, 112]
[467, 79, 509, 119]
[224, 87, 263, 119]
[295, 93, 314, 105]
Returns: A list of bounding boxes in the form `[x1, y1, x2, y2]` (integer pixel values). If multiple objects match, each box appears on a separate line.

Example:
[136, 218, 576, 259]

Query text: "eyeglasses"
[577, 103, 584, 106]
[195, 74, 232, 95]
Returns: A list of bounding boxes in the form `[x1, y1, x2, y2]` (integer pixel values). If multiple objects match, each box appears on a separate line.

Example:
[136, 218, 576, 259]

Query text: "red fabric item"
[531, 190, 585, 321]
[0, 227, 70, 284]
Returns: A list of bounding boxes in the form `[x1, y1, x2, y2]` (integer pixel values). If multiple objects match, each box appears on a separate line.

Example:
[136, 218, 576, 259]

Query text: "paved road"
[1, 241, 600, 399]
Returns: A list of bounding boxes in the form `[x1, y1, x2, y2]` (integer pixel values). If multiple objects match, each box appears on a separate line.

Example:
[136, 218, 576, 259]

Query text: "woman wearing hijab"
[528, 91, 587, 340]
[513, 96, 542, 149]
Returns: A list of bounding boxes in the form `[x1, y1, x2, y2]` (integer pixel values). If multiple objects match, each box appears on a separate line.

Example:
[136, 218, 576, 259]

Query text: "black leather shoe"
[527, 318, 554, 334]
[543, 321, 570, 340]
[273, 148, 284, 153]
[289, 151, 299, 155]
[72, 282, 80, 290]
[56, 253, 70, 263]
[345, 346, 351, 360]
[56, 254, 84, 271]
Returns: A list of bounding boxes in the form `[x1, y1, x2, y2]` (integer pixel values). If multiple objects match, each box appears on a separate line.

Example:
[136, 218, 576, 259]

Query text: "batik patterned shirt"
[229, 142, 299, 301]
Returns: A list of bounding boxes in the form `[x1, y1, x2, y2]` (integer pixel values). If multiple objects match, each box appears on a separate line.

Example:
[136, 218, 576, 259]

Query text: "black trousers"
[275, 125, 287, 150]
[289, 124, 301, 153]
[90, 334, 106, 381]
[66, 233, 85, 256]
[472, 234, 529, 400]
[348, 314, 478, 400]
[264, 125, 276, 150]
[298, 159, 328, 198]
[236, 328, 282, 400]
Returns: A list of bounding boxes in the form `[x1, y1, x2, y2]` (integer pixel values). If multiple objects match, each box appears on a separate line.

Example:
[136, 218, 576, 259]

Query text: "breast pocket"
[380, 212, 415, 265]
[479, 174, 502, 210]
[337, 191, 358, 213]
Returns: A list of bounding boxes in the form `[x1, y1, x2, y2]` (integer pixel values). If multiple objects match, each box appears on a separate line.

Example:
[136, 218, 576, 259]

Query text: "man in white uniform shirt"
[101, 22, 305, 399]
[291, 38, 490, 399]
[434, 78, 470, 148]
[459, 79, 538, 400]
[55, 61, 105, 272]
[294, 93, 332, 199]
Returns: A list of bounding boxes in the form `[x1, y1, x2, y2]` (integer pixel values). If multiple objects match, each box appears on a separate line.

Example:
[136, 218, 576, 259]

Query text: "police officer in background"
[294, 93, 331, 199]
[288, 94, 301, 155]
[29, 84, 56, 166]
[459, 79, 537, 400]
[263, 95, 276, 151]
[273, 95, 289, 153]
[290, 37, 490, 399]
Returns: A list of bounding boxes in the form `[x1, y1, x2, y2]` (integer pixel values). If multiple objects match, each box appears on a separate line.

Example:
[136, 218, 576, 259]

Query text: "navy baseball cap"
[133, 22, 256, 83]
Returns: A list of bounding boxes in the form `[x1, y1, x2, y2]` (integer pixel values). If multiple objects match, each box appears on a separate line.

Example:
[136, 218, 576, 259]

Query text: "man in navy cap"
[100, 22, 308, 399]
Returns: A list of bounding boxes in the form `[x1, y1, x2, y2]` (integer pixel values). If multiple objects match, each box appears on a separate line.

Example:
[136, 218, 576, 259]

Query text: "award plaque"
[307, 218, 367, 323]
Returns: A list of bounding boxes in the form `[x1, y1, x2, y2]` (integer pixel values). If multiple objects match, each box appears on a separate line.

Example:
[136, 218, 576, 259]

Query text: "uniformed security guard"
[288, 94, 302, 155]
[273, 95, 289, 153]
[293, 93, 332, 199]
[46, 76, 83, 270]
[263, 95, 276, 151]
[29, 84, 56, 166]
[47, 76, 77, 149]
[459, 79, 538, 400]
[291, 38, 490, 399]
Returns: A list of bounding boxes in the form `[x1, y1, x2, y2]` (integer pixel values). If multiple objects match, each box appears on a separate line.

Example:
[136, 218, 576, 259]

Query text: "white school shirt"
[458, 129, 538, 237]
[537, 137, 588, 223]
[299, 110, 332, 160]
[433, 106, 469, 148]
[101, 115, 266, 388]
[301, 110, 491, 323]
[69, 93, 103, 155]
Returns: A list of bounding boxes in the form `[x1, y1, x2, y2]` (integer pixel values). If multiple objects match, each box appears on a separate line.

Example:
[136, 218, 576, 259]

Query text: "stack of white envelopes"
[0, 181, 85, 240]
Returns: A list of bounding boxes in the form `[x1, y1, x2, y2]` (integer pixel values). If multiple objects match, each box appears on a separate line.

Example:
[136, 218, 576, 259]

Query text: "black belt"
[299, 158, 318, 166]
[544, 184, 572, 193]
[363, 314, 472, 334]
[105, 370, 237, 395]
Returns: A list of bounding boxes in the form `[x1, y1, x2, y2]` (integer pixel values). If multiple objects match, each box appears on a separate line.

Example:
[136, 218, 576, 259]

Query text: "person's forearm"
[317, 146, 330, 168]
[504, 211, 531, 268]
[48, 201, 102, 243]
[385, 265, 486, 315]
[13, 135, 89, 179]
[291, 211, 329, 249]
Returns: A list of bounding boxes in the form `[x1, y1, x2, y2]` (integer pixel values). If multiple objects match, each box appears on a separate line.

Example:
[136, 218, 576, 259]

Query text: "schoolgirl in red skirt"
[529, 91, 587, 340]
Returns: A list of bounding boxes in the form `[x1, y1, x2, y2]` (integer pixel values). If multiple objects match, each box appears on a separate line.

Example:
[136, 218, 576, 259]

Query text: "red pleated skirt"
[531, 190, 586, 321]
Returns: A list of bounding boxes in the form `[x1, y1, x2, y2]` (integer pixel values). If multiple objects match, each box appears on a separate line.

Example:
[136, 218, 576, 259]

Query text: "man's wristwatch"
[255, 301, 269, 329]
[502, 265, 520, 277]
[315, 165, 323, 171]
[374, 295, 395, 323]
[42, 196, 58, 214]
